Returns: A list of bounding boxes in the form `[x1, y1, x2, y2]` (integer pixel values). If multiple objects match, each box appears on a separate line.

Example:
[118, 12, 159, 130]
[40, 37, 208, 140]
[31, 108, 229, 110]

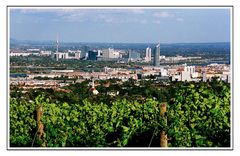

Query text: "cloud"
[129, 9, 145, 14]
[16, 8, 65, 14]
[152, 11, 184, 23]
[11, 8, 160, 25]
[58, 9, 147, 24]
[60, 11, 87, 22]
[153, 11, 175, 18]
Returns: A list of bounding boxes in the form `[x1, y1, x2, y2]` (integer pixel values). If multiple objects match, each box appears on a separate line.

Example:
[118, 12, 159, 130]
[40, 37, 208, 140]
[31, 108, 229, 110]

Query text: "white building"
[145, 47, 151, 62]
[97, 50, 102, 57]
[10, 52, 32, 57]
[56, 52, 68, 59]
[181, 71, 191, 81]
[184, 66, 195, 75]
[102, 48, 114, 58]
[101, 48, 120, 59]
[75, 51, 81, 60]
[160, 68, 168, 77]
[221, 71, 231, 83]
[40, 51, 52, 56]
[181, 65, 196, 81]
[27, 49, 40, 52]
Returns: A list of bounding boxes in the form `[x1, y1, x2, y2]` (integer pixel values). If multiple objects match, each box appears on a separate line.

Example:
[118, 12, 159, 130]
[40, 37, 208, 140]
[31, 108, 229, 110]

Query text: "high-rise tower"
[56, 35, 59, 61]
[153, 43, 160, 66]
[145, 47, 151, 62]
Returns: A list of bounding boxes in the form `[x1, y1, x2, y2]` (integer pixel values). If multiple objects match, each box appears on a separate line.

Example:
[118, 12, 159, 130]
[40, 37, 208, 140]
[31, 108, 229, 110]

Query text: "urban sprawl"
[10, 42, 230, 94]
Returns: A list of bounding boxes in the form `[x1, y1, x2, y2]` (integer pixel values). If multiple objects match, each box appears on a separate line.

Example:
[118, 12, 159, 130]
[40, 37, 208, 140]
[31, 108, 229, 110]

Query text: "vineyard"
[10, 80, 230, 147]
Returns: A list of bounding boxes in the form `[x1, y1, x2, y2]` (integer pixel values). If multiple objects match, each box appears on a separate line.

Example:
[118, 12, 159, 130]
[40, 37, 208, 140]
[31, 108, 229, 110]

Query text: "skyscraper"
[153, 43, 160, 66]
[145, 47, 151, 62]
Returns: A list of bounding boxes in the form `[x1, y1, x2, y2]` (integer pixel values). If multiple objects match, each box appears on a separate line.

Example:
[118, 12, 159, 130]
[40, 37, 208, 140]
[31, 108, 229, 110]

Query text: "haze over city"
[10, 8, 230, 43]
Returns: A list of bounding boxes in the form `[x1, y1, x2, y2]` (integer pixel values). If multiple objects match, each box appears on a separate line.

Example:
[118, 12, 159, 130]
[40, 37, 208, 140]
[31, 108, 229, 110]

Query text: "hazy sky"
[10, 7, 231, 43]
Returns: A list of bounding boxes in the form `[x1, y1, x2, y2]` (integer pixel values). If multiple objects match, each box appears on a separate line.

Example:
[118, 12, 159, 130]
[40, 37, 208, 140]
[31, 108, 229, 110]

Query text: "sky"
[9, 7, 231, 43]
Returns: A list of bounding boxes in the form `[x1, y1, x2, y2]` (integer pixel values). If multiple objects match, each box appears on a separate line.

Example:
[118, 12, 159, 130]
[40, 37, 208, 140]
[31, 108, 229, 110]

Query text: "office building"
[102, 48, 115, 58]
[153, 43, 160, 66]
[88, 50, 98, 60]
[145, 47, 151, 62]
[100, 48, 120, 60]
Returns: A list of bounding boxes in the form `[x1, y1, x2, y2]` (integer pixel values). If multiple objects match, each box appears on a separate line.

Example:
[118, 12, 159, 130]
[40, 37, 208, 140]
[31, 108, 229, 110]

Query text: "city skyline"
[10, 7, 231, 43]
